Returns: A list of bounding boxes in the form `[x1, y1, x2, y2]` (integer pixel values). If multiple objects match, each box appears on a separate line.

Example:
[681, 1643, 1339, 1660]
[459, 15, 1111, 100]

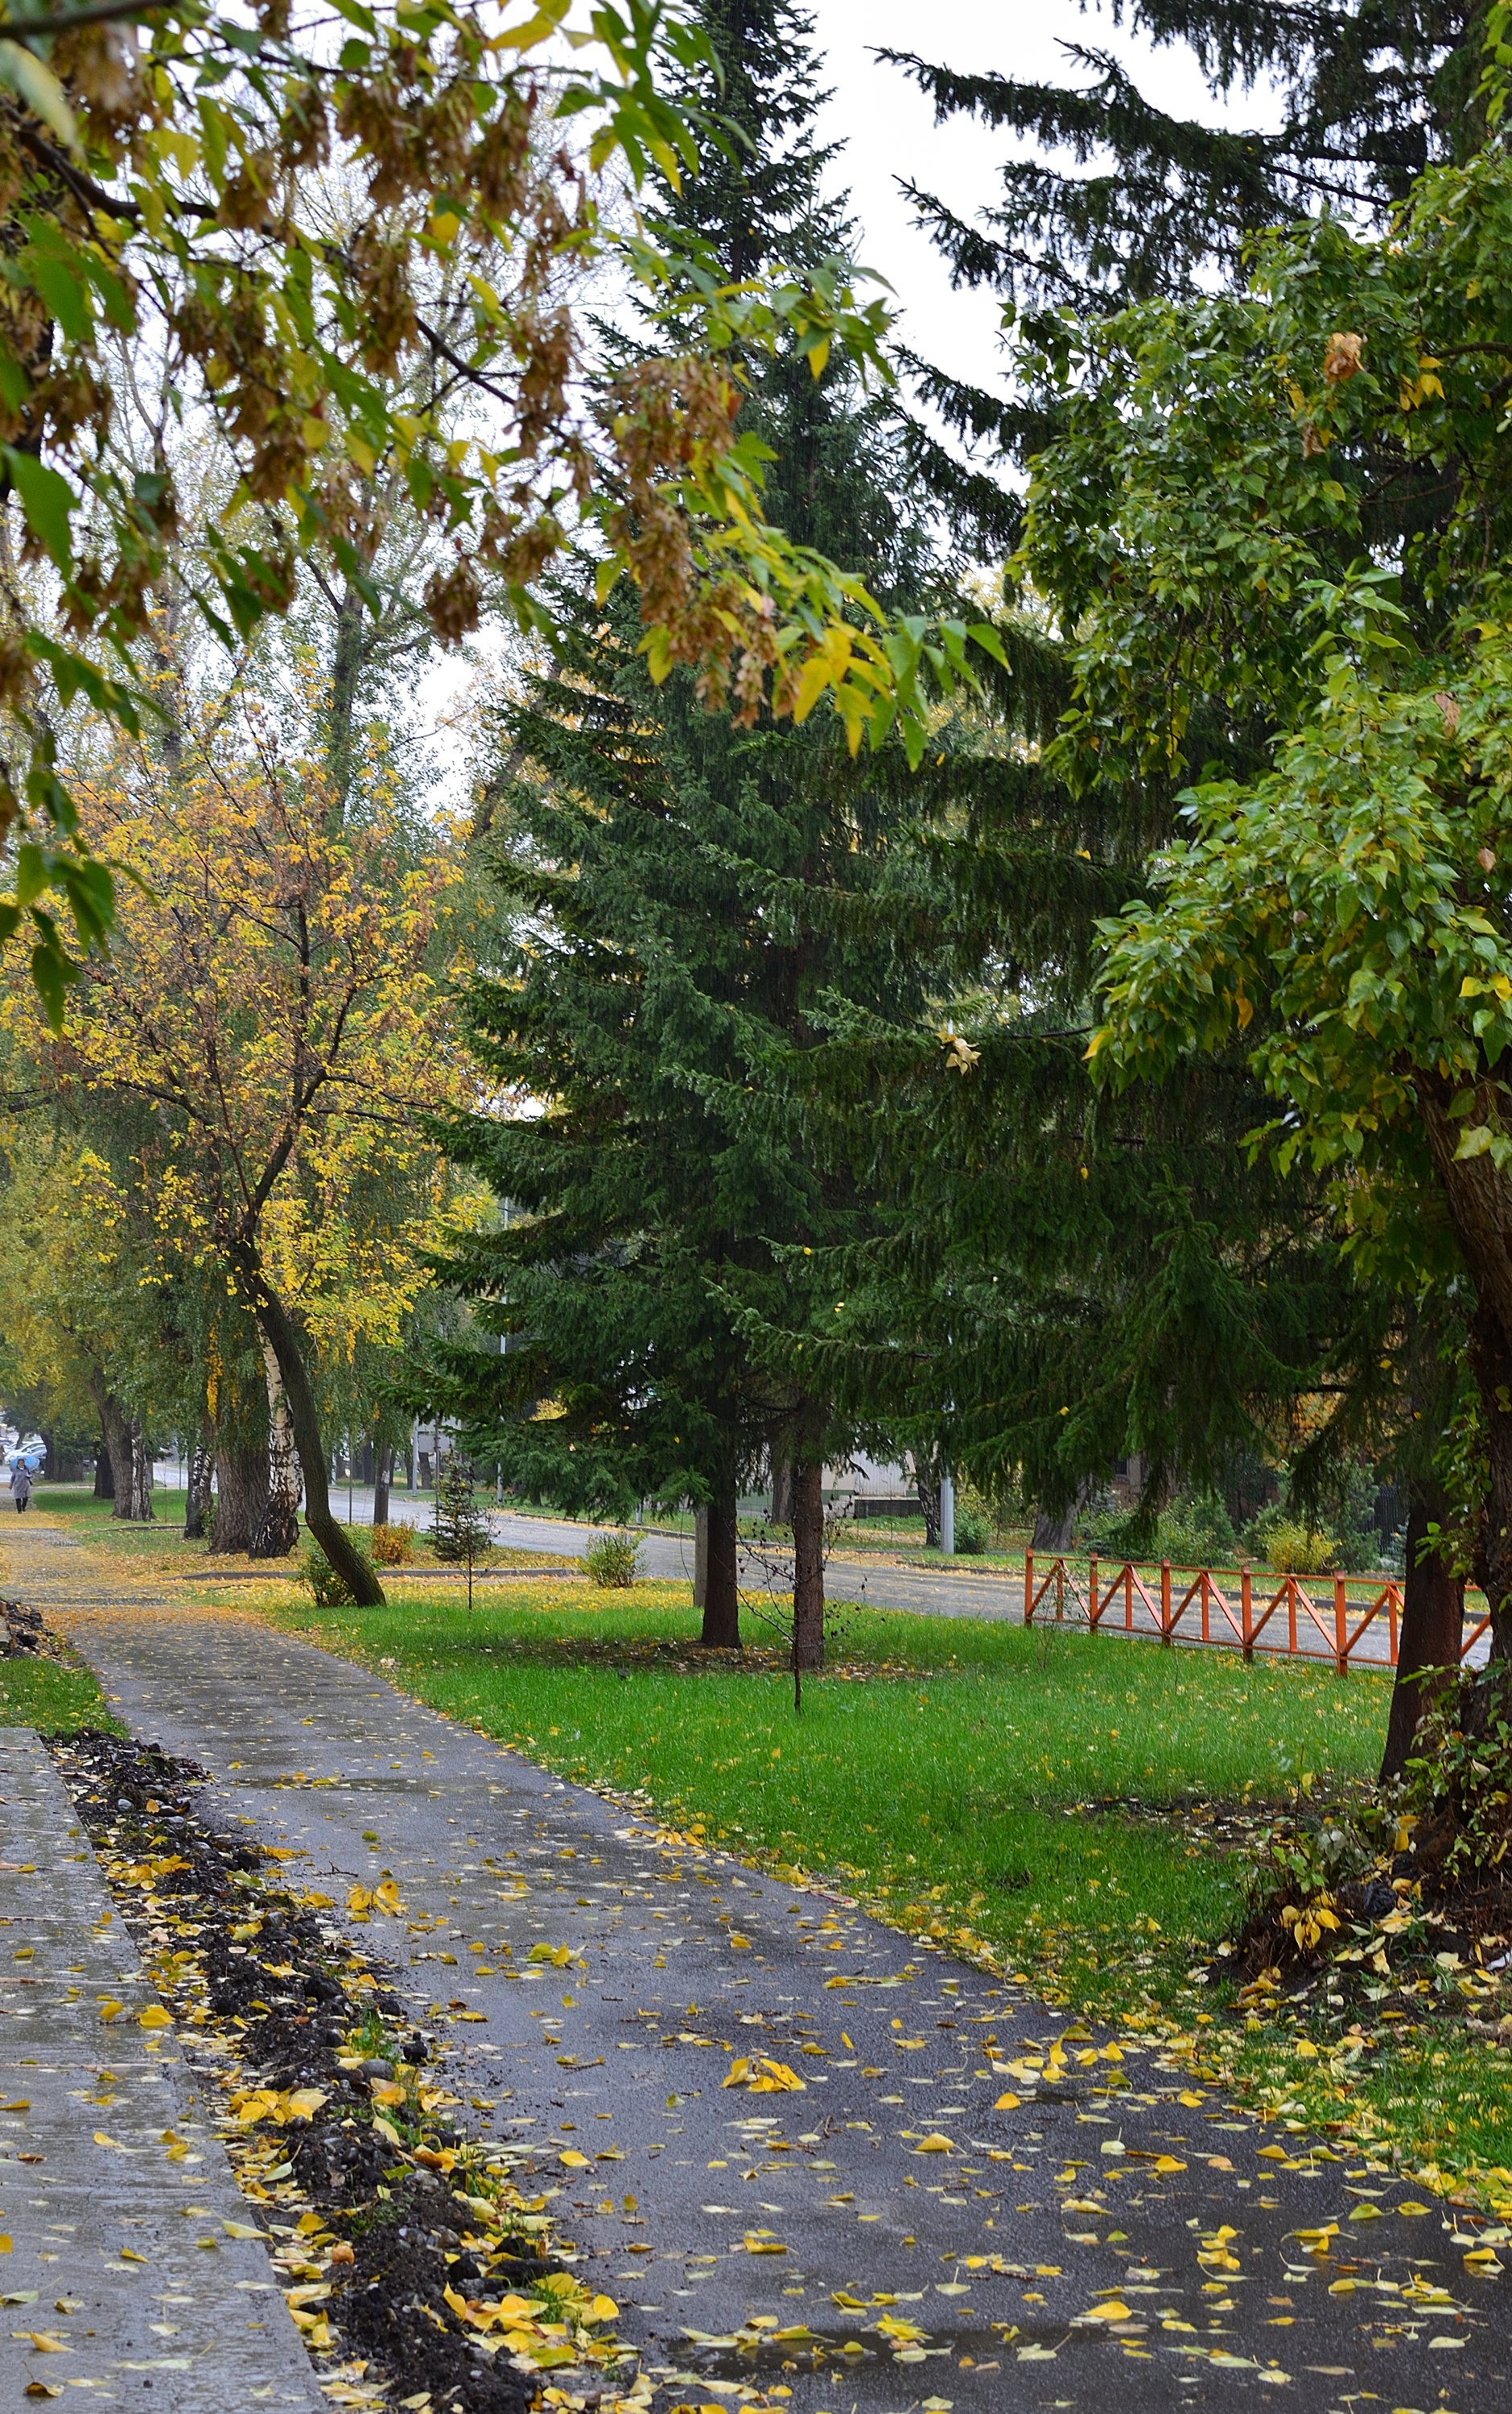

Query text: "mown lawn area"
[270, 1576, 1389, 2017]
[0, 1654, 117, 1732]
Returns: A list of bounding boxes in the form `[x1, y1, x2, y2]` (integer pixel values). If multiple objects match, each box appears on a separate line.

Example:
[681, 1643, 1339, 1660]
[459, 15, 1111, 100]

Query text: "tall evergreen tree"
[803, 4, 1493, 1762]
[425, 0, 939, 1658]
[884, 5, 1488, 535]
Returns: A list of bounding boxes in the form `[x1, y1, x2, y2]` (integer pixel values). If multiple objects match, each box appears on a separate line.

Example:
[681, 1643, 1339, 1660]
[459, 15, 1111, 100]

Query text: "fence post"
[1024, 1549, 1034, 1627]
[1334, 1572, 1348, 1676]
[1201, 1567, 1209, 1643]
[1160, 1559, 1172, 1642]
[1125, 1561, 1134, 1630]
[1089, 1553, 1100, 1629]
[1388, 1582, 1399, 1667]
[1241, 1563, 1253, 1662]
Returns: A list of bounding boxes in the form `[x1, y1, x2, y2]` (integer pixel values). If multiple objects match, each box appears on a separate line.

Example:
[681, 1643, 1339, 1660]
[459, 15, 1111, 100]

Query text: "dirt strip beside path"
[14, 1519, 1511, 2412]
[0, 1727, 322, 2410]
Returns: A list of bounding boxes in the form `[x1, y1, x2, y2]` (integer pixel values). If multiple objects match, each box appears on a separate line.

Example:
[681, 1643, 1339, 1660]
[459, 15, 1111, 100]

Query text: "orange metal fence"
[1021, 1551, 1492, 1675]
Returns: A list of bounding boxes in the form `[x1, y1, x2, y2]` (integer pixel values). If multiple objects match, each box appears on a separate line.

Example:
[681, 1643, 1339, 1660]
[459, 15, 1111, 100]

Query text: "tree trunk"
[234, 1257, 385, 1605]
[1380, 1486, 1465, 1782]
[327, 579, 366, 806]
[1031, 1501, 1077, 1551]
[127, 1423, 154, 1522]
[1415, 1073, 1512, 1671]
[792, 1456, 825, 1670]
[250, 1334, 302, 1557]
[373, 1441, 394, 1528]
[693, 1505, 709, 1609]
[93, 1436, 115, 1500]
[771, 1455, 793, 1524]
[916, 1462, 941, 1547]
[183, 1437, 212, 1540]
[87, 1376, 141, 1520]
[699, 1489, 740, 1649]
[212, 1443, 269, 1554]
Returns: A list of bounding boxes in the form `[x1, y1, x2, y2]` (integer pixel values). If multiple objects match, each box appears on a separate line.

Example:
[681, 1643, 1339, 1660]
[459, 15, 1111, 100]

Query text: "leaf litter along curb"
[45, 1729, 666, 2414]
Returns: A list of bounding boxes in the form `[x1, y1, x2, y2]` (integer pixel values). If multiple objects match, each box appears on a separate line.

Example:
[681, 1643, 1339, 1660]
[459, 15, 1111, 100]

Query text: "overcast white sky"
[810, 0, 1284, 395]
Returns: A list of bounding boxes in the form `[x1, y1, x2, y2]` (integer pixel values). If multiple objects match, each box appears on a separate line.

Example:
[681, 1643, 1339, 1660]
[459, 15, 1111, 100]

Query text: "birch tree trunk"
[250, 1335, 302, 1558]
[183, 1438, 212, 1540]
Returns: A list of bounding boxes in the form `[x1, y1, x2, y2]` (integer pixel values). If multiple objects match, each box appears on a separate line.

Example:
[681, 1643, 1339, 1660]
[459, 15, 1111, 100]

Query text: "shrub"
[954, 1497, 991, 1555]
[1082, 1485, 1237, 1565]
[581, 1529, 641, 1588]
[1246, 1513, 1341, 1576]
[295, 1530, 373, 1608]
[369, 1521, 416, 1567]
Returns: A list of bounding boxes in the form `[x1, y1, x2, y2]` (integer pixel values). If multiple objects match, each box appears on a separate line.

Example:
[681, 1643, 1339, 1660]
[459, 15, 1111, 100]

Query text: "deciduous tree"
[10, 700, 468, 1598]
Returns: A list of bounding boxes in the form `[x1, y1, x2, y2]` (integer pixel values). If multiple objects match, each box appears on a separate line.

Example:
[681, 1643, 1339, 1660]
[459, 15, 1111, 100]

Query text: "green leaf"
[0, 39, 76, 150]
[22, 229, 92, 344]
[27, 909, 80, 1034]
[2, 448, 75, 571]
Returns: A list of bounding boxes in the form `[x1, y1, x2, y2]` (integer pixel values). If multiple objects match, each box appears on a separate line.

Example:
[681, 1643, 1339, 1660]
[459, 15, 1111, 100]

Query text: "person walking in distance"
[10, 1460, 31, 1513]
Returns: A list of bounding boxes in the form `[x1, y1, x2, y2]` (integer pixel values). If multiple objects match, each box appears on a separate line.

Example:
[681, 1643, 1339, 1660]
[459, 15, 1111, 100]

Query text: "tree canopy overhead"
[0, 0, 1003, 1018]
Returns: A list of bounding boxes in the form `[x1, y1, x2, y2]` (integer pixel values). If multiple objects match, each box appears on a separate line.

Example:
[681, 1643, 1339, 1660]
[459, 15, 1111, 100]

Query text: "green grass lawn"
[0, 1654, 117, 1732]
[269, 1576, 1390, 2017]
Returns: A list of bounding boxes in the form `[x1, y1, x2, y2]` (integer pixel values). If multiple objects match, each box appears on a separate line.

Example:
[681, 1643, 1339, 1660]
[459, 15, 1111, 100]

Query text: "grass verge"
[0, 1651, 118, 1731]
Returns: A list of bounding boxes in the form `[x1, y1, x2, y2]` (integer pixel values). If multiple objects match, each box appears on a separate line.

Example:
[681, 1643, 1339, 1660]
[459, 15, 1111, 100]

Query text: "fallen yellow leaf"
[560, 2150, 590, 2169]
[1081, 2301, 1134, 2324]
[994, 2091, 1021, 2111]
[915, 2133, 954, 2153]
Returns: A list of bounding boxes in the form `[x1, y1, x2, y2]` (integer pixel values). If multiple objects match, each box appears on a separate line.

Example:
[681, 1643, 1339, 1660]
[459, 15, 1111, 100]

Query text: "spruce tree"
[425, 0, 938, 1658]
[882, 6, 1489, 533]
[431, 1455, 494, 1611]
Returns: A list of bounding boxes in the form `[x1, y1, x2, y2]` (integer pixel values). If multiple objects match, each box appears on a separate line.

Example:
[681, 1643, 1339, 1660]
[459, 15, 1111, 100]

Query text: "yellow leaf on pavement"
[748, 2059, 805, 2093]
[1082, 2301, 1133, 2324]
[994, 2091, 1021, 2110]
[916, 2134, 954, 2153]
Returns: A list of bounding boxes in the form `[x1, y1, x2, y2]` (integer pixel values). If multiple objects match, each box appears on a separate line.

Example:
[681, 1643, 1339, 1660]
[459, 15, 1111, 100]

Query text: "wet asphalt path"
[13, 1519, 1512, 2412]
